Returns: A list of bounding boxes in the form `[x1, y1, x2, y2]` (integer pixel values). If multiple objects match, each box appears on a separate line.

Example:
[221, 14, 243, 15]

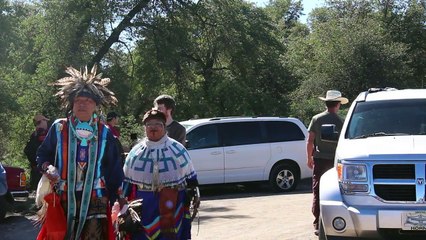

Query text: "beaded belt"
[136, 183, 186, 192]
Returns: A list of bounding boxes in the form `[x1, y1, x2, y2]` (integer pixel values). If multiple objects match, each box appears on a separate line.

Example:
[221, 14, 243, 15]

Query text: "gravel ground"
[0, 180, 317, 240]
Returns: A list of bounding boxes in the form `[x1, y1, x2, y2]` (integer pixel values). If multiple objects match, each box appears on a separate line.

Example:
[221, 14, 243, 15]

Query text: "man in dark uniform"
[24, 114, 49, 191]
[106, 111, 120, 138]
[106, 111, 125, 165]
[306, 90, 348, 235]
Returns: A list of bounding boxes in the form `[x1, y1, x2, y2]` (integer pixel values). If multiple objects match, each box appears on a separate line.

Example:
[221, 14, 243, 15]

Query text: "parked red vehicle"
[0, 162, 29, 222]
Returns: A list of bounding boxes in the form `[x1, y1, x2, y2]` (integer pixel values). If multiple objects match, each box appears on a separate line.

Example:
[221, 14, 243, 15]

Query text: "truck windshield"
[346, 99, 426, 139]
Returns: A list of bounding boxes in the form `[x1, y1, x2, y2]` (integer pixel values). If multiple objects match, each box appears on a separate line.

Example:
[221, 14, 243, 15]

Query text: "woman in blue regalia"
[122, 109, 200, 240]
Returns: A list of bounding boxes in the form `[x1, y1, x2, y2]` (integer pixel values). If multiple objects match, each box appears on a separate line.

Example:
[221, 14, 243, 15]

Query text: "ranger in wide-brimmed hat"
[318, 90, 349, 104]
[307, 89, 349, 236]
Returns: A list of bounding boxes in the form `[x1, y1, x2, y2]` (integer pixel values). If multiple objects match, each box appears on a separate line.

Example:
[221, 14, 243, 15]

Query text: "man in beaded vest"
[36, 65, 124, 240]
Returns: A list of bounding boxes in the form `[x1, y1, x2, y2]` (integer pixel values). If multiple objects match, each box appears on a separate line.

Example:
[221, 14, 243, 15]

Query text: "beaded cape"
[123, 135, 196, 188]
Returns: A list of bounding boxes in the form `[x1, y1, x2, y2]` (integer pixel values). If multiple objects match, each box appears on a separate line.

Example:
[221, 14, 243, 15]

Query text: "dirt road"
[192, 181, 316, 240]
[0, 180, 316, 240]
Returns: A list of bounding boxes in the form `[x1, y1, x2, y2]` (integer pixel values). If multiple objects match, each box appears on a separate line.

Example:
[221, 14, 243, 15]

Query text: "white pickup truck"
[319, 88, 426, 240]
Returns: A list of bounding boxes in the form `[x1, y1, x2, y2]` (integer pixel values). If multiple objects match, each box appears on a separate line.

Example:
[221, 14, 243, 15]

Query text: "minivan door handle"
[211, 151, 222, 155]
[225, 150, 236, 154]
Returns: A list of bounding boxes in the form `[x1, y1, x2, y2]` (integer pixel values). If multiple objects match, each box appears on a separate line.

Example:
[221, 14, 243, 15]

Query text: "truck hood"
[336, 136, 426, 160]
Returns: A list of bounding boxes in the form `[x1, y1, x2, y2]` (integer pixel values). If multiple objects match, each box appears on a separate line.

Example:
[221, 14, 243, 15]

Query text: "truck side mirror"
[321, 124, 339, 142]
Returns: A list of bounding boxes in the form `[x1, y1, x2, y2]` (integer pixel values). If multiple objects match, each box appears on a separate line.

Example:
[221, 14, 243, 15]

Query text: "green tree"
[130, 0, 301, 119]
[0, 0, 149, 163]
[380, 0, 426, 88]
[288, 0, 417, 123]
[1, 0, 424, 171]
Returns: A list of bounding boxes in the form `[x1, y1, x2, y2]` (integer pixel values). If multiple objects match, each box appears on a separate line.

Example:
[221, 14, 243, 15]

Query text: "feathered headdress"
[52, 65, 118, 110]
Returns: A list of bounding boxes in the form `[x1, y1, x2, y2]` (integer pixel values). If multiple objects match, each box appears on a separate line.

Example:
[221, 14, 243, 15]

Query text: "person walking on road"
[306, 90, 348, 236]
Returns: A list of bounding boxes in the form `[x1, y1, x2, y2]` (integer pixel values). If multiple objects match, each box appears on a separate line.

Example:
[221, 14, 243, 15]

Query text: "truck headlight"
[338, 163, 369, 193]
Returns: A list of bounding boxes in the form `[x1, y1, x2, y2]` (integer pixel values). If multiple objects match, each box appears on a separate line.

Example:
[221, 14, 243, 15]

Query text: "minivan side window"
[186, 124, 220, 150]
[222, 122, 264, 146]
[265, 121, 305, 142]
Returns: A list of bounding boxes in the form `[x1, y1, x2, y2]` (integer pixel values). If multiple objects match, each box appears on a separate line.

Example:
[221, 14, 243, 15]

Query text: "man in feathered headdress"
[36, 65, 124, 240]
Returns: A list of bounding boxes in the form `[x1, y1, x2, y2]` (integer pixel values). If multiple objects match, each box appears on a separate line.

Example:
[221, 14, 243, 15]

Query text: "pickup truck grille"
[373, 164, 415, 179]
[373, 164, 418, 202]
[374, 185, 416, 201]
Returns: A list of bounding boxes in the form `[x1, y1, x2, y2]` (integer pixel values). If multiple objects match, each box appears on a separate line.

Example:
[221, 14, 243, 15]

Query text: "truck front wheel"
[319, 218, 327, 240]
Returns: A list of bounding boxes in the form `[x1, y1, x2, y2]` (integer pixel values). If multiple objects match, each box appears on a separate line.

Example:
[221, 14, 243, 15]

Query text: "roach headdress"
[52, 65, 118, 110]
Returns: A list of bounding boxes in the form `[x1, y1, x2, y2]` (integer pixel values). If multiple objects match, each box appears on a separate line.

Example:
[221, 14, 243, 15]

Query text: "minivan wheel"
[269, 163, 299, 192]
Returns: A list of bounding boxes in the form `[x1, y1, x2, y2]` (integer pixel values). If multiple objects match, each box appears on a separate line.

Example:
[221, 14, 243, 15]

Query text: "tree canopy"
[0, 0, 425, 167]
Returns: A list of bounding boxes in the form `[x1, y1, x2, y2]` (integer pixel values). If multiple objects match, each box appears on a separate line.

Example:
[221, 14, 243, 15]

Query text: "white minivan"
[180, 117, 311, 192]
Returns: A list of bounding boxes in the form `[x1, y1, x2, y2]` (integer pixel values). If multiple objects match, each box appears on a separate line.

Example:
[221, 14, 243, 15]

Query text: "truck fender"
[319, 168, 359, 238]
[320, 168, 342, 202]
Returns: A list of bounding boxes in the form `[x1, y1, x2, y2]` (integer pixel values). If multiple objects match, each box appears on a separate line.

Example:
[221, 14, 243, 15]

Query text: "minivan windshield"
[346, 99, 426, 139]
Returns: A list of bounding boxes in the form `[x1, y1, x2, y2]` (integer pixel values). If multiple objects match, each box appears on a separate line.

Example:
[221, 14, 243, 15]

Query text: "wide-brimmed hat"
[33, 114, 49, 127]
[142, 109, 166, 124]
[318, 90, 348, 104]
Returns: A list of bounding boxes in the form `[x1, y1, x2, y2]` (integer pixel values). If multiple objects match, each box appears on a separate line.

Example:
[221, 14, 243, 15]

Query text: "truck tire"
[319, 218, 327, 240]
[0, 195, 7, 222]
[0, 192, 13, 223]
[269, 163, 299, 192]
